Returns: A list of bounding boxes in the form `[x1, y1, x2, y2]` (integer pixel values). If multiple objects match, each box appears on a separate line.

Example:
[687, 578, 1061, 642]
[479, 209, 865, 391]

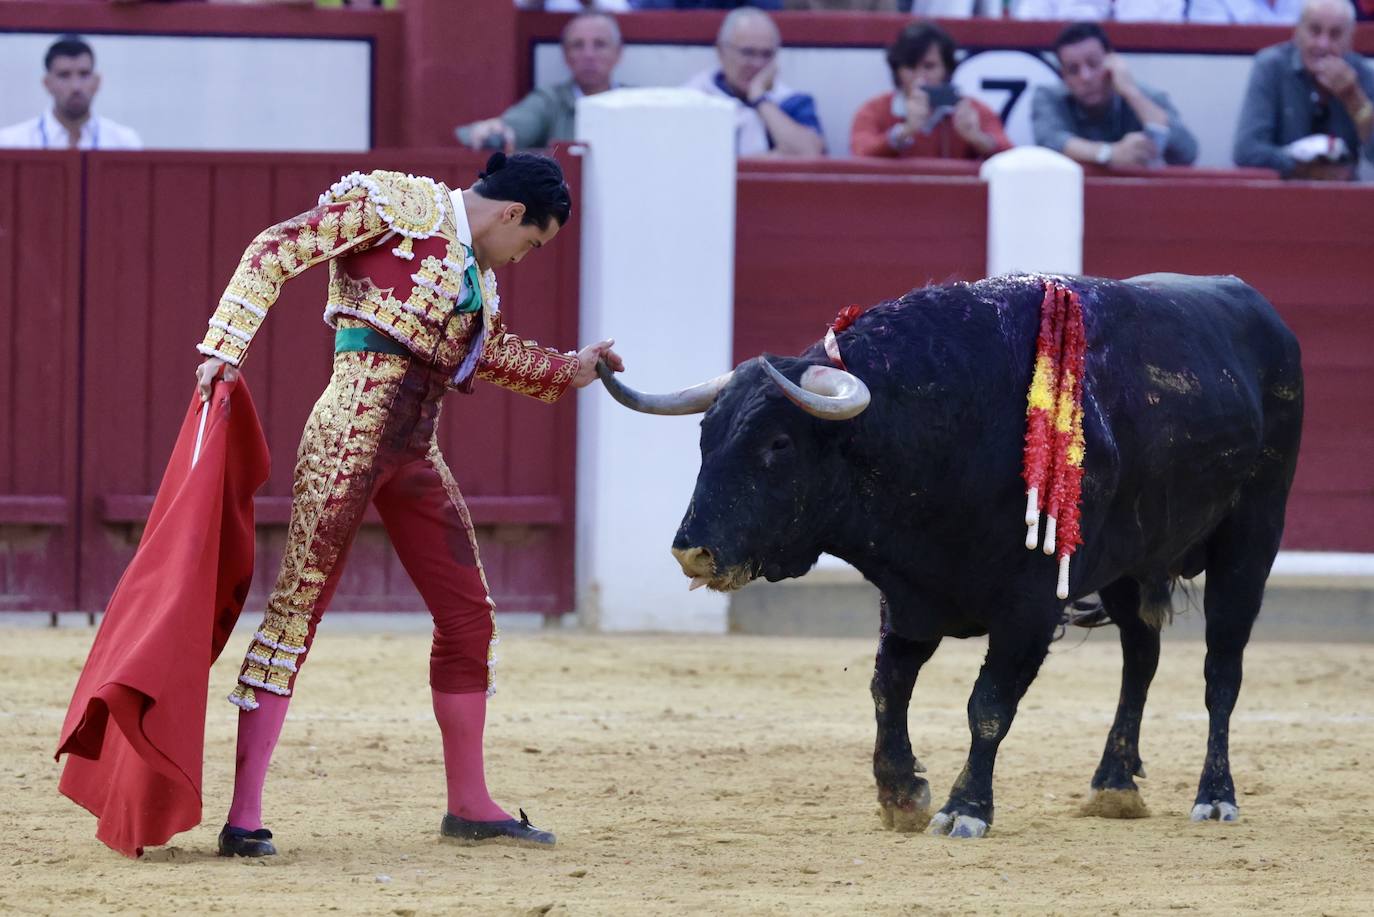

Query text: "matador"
[194, 153, 622, 857]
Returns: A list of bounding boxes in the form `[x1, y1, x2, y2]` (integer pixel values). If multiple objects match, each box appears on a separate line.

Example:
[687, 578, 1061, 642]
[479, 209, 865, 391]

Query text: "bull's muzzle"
[672, 545, 715, 591]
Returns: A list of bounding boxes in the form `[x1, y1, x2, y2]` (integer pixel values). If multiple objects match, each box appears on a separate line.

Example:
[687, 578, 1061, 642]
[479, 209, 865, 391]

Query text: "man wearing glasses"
[684, 8, 825, 158]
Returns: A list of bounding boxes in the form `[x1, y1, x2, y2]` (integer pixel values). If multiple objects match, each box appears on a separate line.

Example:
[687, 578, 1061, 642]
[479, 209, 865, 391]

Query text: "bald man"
[683, 8, 825, 158]
[1233, 0, 1374, 179]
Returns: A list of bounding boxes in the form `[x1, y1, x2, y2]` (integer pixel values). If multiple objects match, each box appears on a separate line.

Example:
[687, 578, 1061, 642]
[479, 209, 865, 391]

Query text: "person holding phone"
[1031, 21, 1198, 169]
[850, 22, 1012, 160]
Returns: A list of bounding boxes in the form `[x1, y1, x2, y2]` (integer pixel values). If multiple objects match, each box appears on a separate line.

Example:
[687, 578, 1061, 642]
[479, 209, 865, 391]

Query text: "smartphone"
[923, 84, 960, 109]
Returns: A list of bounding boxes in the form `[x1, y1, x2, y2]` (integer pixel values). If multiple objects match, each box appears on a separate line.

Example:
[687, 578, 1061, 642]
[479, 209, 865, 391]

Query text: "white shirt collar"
[40, 108, 84, 147]
[448, 187, 473, 248]
[40, 108, 97, 149]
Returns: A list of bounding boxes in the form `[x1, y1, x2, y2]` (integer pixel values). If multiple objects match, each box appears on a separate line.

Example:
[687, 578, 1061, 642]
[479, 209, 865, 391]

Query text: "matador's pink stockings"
[433, 688, 509, 822]
[226, 690, 290, 830]
[226, 687, 507, 828]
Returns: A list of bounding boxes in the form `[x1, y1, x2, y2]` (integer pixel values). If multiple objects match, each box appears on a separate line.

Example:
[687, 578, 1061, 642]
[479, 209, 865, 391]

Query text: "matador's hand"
[572, 339, 623, 389]
[196, 357, 240, 402]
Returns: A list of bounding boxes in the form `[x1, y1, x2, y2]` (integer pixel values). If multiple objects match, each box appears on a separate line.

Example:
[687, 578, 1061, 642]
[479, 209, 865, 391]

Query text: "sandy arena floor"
[2, 624, 1372, 916]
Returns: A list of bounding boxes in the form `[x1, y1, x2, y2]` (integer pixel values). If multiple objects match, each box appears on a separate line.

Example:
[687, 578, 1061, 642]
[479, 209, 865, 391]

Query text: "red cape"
[55, 378, 269, 858]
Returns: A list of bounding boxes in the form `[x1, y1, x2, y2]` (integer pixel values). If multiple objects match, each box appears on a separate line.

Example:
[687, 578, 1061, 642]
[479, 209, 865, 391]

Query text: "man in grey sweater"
[457, 13, 622, 153]
[1233, 0, 1374, 180]
[1032, 21, 1197, 169]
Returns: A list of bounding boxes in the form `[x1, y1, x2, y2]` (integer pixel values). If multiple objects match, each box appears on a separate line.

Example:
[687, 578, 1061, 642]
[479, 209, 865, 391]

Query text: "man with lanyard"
[195, 152, 623, 856]
[0, 35, 143, 150]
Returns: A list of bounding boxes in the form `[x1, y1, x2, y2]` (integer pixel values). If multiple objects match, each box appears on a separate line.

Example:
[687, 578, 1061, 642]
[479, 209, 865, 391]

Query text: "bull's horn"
[762, 361, 871, 421]
[596, 359, 733, 416]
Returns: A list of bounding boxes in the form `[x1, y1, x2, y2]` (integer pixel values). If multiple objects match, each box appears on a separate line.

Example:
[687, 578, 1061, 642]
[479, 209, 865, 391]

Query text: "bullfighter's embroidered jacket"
[197, 169, 579, 403]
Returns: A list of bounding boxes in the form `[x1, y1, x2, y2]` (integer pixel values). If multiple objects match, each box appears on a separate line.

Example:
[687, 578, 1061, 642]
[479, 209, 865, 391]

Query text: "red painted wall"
[734, 168, 987, 363]
[0, 152, 81, 611]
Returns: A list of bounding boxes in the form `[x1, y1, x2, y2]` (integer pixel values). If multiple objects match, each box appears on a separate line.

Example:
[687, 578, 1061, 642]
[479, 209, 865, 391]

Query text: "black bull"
[602, 272, 1303, 838]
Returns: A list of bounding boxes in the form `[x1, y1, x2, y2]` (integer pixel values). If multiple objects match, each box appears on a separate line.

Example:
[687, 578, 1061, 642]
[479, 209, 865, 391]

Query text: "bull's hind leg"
[1082, 578, 1160, 819]
[871, 596, 941, 832]
[928, 618, 1055, 838]
[1191, 492, 1286, 823]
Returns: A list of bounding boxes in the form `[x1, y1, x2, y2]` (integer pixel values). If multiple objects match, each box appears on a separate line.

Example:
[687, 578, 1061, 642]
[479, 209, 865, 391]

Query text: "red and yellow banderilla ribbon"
[1022, 280, 1087, 599]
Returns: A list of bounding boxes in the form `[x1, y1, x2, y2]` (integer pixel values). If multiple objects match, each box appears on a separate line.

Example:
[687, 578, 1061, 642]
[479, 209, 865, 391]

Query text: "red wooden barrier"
[77, 149, 581, 615]
[0, 152, 82, 611]
[734, 172, 987, 364]
[1083, 178, 1374, 553]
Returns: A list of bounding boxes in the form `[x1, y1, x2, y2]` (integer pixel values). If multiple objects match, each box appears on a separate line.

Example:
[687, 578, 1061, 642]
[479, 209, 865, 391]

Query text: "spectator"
[1013, 0, 1184, 20]
[850, 22, 1012, 160]
[456, 13, 622, 152]
[683, 8, 825, 157]
[0, 36, 142, 150]
[629, 2, 784, 8]
[783, 1, 898, 9]
[1031, 22, 1197, 169]
[907, 0, 1001, 13]
[519, 1, 632, 10]
[1233, 0, 1374, 180]
[1189, 0, 1303, 23]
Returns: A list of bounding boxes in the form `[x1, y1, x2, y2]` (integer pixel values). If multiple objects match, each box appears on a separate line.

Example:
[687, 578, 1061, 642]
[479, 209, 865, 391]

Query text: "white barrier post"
[574, 89, 736, 632]
[980, 147, 1083, 277]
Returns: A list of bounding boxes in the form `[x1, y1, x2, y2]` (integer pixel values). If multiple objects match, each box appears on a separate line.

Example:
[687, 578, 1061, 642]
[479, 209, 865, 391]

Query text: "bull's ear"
[596, 360, 733, 416]
[762, 361, 870, 421]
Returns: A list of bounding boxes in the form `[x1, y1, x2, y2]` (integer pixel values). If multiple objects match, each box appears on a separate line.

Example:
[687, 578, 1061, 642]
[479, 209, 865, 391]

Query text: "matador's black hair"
[472, 152, 572, 230]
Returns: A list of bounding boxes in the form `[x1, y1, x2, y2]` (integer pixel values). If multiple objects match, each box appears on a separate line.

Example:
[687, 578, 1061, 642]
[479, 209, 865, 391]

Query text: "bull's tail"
[1055, 575, 1180, 637]
[1139, 577, 1176, 630]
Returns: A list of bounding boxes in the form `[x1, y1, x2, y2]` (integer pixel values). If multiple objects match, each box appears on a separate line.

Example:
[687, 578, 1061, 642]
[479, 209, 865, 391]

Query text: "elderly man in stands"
[1032, 22, 1197, 169]
[1234, 0, 1374, 180]
[684, 8, 825, 158]
[456, 12, 622, 152]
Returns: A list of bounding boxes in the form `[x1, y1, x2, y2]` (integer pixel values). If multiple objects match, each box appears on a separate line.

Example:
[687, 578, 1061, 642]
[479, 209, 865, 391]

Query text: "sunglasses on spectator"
[723, 44, 777, 64]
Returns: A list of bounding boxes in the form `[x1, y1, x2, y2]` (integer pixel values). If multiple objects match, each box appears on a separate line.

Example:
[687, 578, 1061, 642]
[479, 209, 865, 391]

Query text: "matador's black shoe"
[217, 824, 277, 857]
[440, 808, 556, 848]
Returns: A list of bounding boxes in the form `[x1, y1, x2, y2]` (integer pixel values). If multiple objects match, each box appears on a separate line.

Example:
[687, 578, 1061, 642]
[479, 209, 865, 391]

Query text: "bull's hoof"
[877, 779, 931, 832]
[1190, 801, 1240, 823]
[926, 812, 988, 839]
[1079, 788, 1150, 819]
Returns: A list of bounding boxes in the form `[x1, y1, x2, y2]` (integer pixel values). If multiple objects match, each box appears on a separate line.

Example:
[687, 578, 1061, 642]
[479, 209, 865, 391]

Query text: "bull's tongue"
[689, 576, 711, 591]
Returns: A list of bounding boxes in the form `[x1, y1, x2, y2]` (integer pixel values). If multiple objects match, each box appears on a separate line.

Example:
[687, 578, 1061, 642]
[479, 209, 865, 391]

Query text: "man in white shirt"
[0, 35, 143, 150]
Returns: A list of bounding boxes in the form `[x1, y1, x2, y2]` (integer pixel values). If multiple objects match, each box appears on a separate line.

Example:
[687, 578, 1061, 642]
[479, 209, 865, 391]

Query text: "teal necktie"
[455, 260, 483, 314]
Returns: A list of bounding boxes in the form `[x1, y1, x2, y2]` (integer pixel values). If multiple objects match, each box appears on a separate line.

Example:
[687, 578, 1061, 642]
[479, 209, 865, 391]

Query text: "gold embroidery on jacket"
[199, 171, 577, 402]
[229, 352, 408, 710]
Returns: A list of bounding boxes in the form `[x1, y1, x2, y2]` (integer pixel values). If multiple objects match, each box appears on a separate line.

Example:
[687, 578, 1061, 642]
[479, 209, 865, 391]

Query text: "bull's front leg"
[871, 596, 941, 832]
[928, 620, 1054, 839]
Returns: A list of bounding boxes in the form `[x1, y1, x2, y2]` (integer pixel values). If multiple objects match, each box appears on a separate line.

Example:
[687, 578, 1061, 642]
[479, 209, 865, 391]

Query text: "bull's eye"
[770, 434, 792, 452]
